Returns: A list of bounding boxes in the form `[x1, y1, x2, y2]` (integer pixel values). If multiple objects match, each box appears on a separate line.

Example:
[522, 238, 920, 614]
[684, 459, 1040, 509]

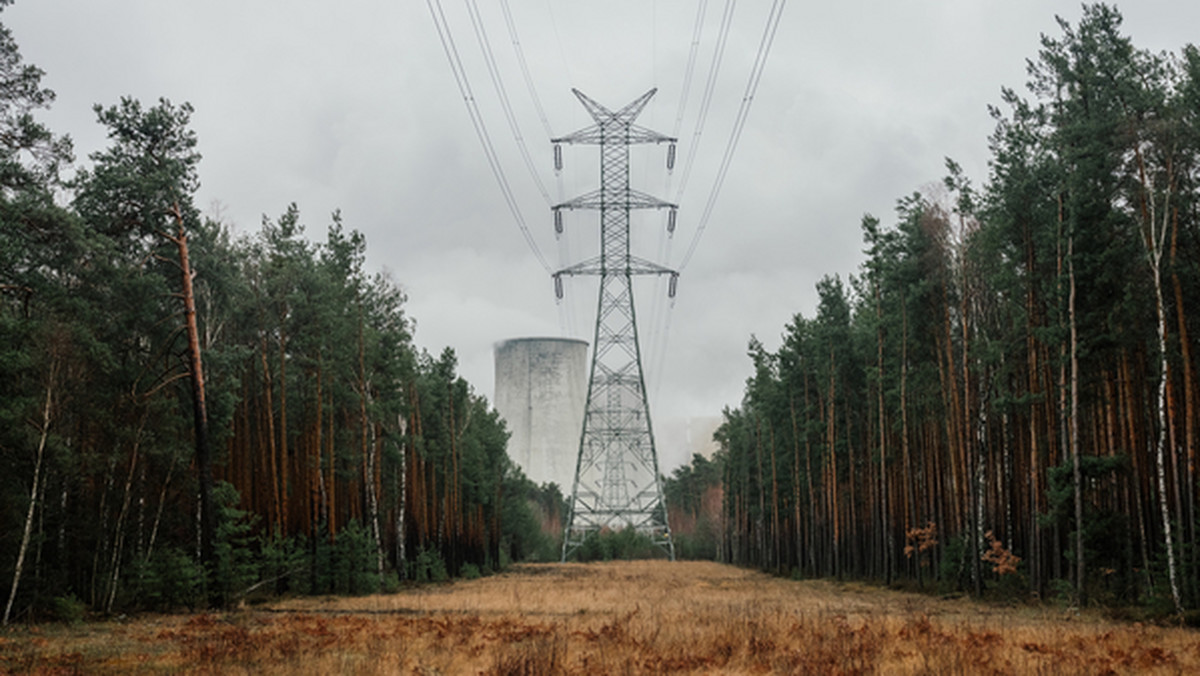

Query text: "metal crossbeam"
[556, 89, 677, 561]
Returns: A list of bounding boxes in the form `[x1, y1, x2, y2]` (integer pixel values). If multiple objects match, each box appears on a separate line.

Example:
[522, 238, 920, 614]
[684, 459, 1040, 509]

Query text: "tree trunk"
[769, 423, 780, 572]
[166, 208, 217, 606]
[279, 313, 290, 535]
[1153, 264, 1183, 615]
[145, 452, 177, 564]
[105, 416, 144, 614]
[806, 374, 816, 576]
[827, 346, 840, 579]
[1134, 142, 1183, 615]
[314, 358, 326, 538]
[1068, 235, 1085, 606]
[358, 304, 384, 585]
[1024, 222, 1042, 596]
[3, 360, 55, 625]
[326, 388, 335, 534]
[259, 329, 281, 535]
[1170, 206, 1198, 601]
[959, 219, 983, 597]
[901, 295, 915, 580]
[876, 283, 891, 585]
[789, 394, 803, 574]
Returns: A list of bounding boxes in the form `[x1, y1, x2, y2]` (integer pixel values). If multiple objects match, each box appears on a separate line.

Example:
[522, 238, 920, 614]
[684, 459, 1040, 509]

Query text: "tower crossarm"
[553, 255, 676, 279]
[554, 189, 676, 212]
[626, 255, 677, 277]
[552, 89, 676, 147]
[553, 126, 675, 146]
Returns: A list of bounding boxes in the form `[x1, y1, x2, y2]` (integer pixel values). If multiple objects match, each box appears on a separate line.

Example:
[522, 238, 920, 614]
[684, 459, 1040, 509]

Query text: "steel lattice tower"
[552, 88, 678, 561]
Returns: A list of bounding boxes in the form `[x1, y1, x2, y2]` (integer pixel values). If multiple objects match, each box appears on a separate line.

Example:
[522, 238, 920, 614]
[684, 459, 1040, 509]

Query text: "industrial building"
[493, 337, 588, 490]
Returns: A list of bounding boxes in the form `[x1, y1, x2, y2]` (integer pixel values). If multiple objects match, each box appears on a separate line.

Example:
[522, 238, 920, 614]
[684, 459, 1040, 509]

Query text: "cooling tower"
[493, 337, 588, 490]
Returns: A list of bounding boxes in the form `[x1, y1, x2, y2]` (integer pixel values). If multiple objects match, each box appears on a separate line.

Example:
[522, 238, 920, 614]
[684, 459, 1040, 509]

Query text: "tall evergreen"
[0, 5, 538, 619]
[716, 4, 1200, 614]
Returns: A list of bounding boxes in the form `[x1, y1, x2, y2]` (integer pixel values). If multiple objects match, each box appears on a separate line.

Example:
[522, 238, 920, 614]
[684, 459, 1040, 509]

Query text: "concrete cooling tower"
[493, 337, 588, 490]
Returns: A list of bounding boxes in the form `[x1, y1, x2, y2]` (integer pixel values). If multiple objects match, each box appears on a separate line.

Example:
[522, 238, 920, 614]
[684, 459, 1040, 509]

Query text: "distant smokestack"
[493, 337, 588, 490]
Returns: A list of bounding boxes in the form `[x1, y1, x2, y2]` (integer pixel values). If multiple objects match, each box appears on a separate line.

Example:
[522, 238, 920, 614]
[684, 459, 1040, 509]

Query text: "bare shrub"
[487, 635, 566, 676]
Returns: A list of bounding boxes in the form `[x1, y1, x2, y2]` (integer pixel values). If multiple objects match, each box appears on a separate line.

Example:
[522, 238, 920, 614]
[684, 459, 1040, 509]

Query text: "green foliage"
[500, 472, 559, 563]
[74, 97, 200, 243]
[310, 525, 333, 594]
[663, 452, 723, 561]
[1042, 455, 1129, 526]
[381, 571, 401, 594]
[938, 535, 969, 594]
[138, 546, 205, 611]
[331, 520, 380, 595]
[1041, 455, 1135, 602]
[1050, 578, 1078, 610]
[288, 521, 385, 596]
[984, 565, 1029, 603]
[572, 529, 658, 562]
[673, 527, 719, 561]
[573, 531, 610, 562]
[712, 5, 1200, 611]
[410, 548, 449, 583]
[460, 562, 482, 580]
[47, 594, 86, 625]
[259, 533, 309, 597]
[0, 9, 516, 618]
[212, 481, 260, 601]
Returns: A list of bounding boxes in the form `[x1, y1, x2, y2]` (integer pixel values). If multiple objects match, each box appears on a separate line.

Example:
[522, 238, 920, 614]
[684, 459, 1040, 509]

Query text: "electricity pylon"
[553, 88, 678, 561]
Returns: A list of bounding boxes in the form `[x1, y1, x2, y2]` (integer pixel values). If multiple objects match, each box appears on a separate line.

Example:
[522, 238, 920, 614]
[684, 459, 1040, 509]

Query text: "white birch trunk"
[1154, 268, 1183, 614]
[366, 419, 384, 585]
[145, 454, 176, 564]
[106, 415, 145, 614]
[4, 364, 54, 625]
[1137, 143, 1183, 615]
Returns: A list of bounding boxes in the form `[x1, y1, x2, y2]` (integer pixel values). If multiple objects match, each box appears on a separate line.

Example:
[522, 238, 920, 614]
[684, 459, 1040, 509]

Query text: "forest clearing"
[3, 560, 1198, 675]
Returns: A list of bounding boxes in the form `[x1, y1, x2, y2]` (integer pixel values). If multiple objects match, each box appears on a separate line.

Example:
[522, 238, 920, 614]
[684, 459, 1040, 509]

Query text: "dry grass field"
[3, 560, 1198, 674]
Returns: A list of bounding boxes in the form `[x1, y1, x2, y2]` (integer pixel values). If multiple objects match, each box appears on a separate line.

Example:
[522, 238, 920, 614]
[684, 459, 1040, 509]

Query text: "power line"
[679, 0, 786, 271]
[648, 0, 709, 337]
[651, 0, 708, 270]
[644, 0, 719, 390]
[671, 0, 710, 141]
[500, 0, 555, 140]
[465, 0, 554, 206]
[497, 0, 587, 338]
[425, 0, 552, 274]
[544, 0, 574, 86]
[672, 0, 737, 205]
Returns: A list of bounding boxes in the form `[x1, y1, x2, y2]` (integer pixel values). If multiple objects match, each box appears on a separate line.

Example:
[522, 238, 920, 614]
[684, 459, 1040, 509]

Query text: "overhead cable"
[653, 0, 709, 265]
[500, 0, 555, 140]
[672, 0, 737, 204]
[679, 0, 786, 271]
[465, 0, 554, 206]
[426, 0, 552, 273]
[497, 0, 579, 335]
[671, 0, 710, 141]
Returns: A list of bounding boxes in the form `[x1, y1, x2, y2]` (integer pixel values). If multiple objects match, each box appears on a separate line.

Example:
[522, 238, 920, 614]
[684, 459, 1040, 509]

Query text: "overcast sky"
[7, 1, 1199, 469]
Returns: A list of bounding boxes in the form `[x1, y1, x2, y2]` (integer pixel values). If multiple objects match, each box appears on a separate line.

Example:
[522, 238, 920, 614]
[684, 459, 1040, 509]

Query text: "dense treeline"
[717, 5, 1200, 614]
[0, 6, 540, 622]
[664, 453, 725, 560]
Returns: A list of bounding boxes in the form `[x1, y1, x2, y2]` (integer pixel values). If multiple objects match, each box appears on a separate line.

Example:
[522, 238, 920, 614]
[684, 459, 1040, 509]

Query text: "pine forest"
[0, 8, 557, 621]
[712, 5, 1200, 615]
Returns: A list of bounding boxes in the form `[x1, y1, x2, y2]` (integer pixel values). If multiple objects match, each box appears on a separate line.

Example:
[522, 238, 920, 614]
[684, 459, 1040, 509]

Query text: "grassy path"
[2, 560, 1197, 673]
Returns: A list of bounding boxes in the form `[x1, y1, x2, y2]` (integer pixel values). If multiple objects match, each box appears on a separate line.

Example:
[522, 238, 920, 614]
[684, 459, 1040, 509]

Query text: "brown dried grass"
[3, 561, 1197, 674]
